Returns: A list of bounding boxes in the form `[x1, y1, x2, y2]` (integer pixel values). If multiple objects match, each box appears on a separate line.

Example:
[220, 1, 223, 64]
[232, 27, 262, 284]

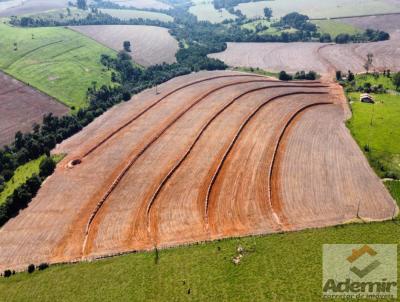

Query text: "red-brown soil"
[0, 71, 68, 146]
[0, 70, 397, 271]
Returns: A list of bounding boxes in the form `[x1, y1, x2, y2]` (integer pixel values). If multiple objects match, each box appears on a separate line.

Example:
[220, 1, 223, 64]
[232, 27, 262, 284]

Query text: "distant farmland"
[256, 0, 400, 19]
[0, 71, 68, 146]
[189, 0, 236, 23]
[0, 23, 116, 109]
[100, 8, 173, 22]
[109, 0, 171, 10]
[70, 25, 179, 66]
[0, 0, 69, 17]
[209, 34, 400, 74]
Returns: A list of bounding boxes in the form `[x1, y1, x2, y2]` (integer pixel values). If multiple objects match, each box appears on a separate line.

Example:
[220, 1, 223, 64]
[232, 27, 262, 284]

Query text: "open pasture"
[70, 25, 179, 66]
[0, 70, 396, 271]
[0, 24, 115, 109]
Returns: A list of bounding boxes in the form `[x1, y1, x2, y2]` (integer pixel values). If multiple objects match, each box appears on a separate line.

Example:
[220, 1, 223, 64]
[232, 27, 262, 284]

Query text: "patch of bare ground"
[0, 71, 68, 146]
[0, 71, 397, 272]
[69, 25, 178, 67]
[209, 36, 400, 74]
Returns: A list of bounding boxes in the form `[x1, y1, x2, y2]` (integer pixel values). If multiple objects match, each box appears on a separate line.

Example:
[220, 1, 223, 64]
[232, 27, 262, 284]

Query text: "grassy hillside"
[312, 19, 360, 38]
[0, 23, 116, 109]
[347, 92, 400, 179]
[0, 215, 398, 301]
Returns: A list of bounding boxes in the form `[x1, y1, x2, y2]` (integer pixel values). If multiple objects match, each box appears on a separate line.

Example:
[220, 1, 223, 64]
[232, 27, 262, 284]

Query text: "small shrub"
[38, 263, 49, 271]
[3, 270, 11, 278]
[27, 264, 35, 274]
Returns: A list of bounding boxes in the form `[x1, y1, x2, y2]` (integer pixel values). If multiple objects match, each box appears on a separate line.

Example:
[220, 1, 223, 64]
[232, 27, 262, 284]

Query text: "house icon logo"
[347, 245, 381, 278]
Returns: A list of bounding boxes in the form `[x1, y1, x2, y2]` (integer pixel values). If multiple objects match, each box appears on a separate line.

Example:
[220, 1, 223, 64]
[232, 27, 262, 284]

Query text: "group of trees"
[335, 29, 389, 44]
[279, 70, 317, 81]
[0, 157, 55, 227]
[277, 12, 317, 32]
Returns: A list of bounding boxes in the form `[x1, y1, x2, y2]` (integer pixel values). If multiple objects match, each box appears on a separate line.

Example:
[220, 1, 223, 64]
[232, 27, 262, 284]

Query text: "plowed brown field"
[0, 71, 397, 271]
[0, 71, 68, 146]
[69, 25, 178, 67]
[209, 33, 400, 74]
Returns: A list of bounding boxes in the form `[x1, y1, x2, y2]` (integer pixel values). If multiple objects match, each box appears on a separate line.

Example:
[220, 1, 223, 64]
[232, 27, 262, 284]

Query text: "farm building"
[360, 93, 375, 103]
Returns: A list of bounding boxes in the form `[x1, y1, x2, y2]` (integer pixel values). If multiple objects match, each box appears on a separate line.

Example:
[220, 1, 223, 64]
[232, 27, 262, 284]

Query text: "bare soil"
[209, 34, 400, 74]
[0, 71, 68, 146]
[70, 25, 179, 67]
[0, 70, 397, 271]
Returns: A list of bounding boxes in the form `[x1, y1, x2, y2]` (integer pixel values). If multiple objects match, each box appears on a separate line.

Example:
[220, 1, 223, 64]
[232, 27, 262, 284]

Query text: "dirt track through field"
[0, 71, 397, 271]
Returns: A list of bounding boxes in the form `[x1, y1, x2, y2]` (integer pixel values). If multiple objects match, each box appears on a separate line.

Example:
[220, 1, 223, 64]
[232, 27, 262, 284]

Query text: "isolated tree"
[392, 72, 400, 90]
[13, 42, 17, 51]
[27, 264, 35, 274]
[3, 270, 11, 278]
[76, 0, 87, 10]
[263, 7, 272, 20]
[336, 70, 342, 81]
[347, 70, 355, 82]
[363, 53, 373, 73]
[123, 40, 131, 52]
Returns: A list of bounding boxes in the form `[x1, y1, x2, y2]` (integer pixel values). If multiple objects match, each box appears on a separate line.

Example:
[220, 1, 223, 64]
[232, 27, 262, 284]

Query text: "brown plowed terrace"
[0, 71, 397, 271]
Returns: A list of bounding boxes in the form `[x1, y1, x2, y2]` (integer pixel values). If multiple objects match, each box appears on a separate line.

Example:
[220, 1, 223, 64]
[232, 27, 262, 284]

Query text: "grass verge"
[0, 216, 398, 301]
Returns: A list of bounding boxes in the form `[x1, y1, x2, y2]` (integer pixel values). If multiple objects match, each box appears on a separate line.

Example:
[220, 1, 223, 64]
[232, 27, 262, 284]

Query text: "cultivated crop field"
[109, 0, 171, 10]
[0, 0, 68, 17]
[0, 70, 396, 271]
[0, 71, 68, 146]
[0, 23, 116, 109]
[209, 33, 400, 74]
[70, 25, 179, 67]
[100, 8, 173, 22]
[339, 14, 400, 34]
[256, 0, 400, 19]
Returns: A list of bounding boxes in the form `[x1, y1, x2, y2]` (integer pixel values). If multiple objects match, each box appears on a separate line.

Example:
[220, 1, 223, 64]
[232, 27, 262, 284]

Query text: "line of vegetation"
[9, 4, 390, 45]
[0, 156, 57, 227]
[278, 70, 318, 81]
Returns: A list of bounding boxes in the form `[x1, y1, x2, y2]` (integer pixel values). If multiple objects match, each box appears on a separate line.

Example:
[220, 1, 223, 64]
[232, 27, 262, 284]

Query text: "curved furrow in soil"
[149, 86, 328, 249]
[78, 74, 271, 160]
[143, 84, 327, 246]
[80, 77, 283, 257]
[205, 93, 329, 225]
[207, 95, 330, 238]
